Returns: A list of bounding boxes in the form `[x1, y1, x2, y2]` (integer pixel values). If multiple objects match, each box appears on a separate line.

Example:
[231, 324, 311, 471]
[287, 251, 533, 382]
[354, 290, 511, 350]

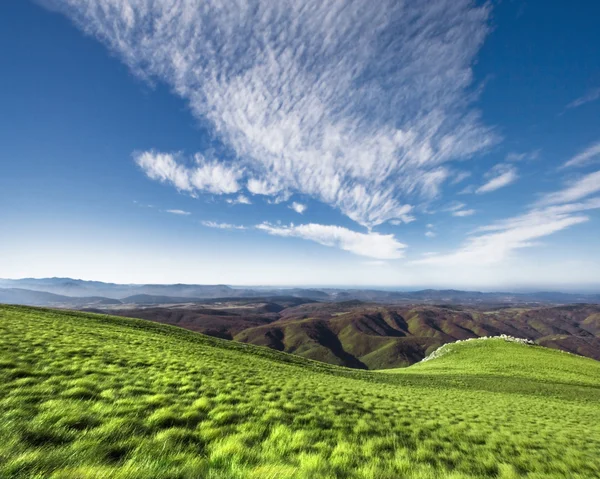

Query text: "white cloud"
[201, 221, 246, 230]
[476, 164, 518, 194]
[566, 87, 600, 110]
[443, 201, 474, 216]
[226, 194, 252, 205]
[561, 142, 600, 169]
[419, 168, 450, 198]
[417, 169, 600, 265]
[134, 151, 242, 195]
[289, 202, 307, 214]
[505, 149, 540, 162]
[536, 170, 600, 206]
[165, 209, 191, 216]
[416, 208, 588, 265]
[247, 178, 285, 197]
[134, 151, 192, 192]
[425, 223, 436, 237]
[417, 186, 600, 266]
[452, 209, 475, 217]
[444, 201, 466, 212]
[256, 222, 406, 259]
[458, 185, 475, 195]
[452, 171, 471, 184]
[47, 0, 497, 227]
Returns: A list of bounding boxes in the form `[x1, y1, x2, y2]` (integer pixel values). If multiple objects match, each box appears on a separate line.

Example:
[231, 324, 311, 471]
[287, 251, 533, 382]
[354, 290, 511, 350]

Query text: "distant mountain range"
[2, 277, 600, 369]
[0, 278, 600, 307]
[1, 277, 599, 308]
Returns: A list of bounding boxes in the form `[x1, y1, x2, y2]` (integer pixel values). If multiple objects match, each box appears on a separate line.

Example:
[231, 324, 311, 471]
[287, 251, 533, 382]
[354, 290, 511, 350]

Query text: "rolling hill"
[104, 302, 600, 368]
[1, 305, 599, 478]
[0, 288, 122, 307]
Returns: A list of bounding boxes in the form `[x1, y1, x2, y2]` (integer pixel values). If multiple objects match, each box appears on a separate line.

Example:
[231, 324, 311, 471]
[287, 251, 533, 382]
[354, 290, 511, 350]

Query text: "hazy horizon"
[2, 276, 600, 295]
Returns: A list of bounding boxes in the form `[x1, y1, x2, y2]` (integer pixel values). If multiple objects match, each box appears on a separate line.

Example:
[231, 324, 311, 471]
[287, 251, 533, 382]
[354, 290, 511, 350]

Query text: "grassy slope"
[1, 305, 600, 479]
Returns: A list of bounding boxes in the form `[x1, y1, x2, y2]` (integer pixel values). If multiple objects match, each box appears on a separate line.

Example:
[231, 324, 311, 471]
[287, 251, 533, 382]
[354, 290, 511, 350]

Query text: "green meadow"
[1, 305, 599, 479]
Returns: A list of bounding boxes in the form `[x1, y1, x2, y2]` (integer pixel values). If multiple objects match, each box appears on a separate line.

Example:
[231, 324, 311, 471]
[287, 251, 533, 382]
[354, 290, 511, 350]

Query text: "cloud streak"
[536, 170, 600, 206]
[165, 209, 191, 215]
[566, 87, 600, 110]
[476, 164, 518, 194]
[561, 142, 600, 169]
[256, 222, 406, 259]
[505, 150, 540, 162]
[444, 201, 474, 217]
[417, 171, 600, 265]
[452, 209, 475, 217]
[201, 221, 247, 230]
[46, 0, 496, 227]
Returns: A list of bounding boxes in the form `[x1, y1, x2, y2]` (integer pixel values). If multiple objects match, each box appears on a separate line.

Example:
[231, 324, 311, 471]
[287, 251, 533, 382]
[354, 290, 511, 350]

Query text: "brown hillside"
[105, 302, 600, 369]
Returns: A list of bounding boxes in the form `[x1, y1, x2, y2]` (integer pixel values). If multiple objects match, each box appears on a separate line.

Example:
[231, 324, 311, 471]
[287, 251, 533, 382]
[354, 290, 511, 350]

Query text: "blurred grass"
[1, 305, 599, 478]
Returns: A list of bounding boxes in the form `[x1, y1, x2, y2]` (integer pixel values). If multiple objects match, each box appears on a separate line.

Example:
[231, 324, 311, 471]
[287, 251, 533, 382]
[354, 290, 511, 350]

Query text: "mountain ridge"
[1, 277, 599, 304]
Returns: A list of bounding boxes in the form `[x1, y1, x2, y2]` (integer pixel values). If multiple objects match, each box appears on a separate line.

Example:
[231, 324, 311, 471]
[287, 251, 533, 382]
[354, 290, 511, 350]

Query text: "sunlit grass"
[1, 305, 599, 478]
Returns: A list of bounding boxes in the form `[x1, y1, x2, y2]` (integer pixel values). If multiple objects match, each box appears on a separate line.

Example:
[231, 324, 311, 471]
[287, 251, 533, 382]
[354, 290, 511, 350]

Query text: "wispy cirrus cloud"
[451, 171, 472, 185]
[535, 170, 600, 206]
[444, 201, 475, 217]
[505, 149, 540, 162]
[165, 209, 191, 216]
[45, 0, 497, 227]
[256, 222, 406, 259]
[476, 164, 518, 194]
[201, 221, 247, 230]
[452, 209, 476, 217]
[566, 87, 600, 110]
[561, 142, 600, 169]
[444, 201, 466, 212]
[416, 207, 590, 265]
[417, 171, 600, 265]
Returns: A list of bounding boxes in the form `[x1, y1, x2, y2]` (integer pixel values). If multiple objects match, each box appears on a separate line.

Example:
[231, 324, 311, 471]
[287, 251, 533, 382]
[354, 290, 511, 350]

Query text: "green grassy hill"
[1, 305, 599, 479]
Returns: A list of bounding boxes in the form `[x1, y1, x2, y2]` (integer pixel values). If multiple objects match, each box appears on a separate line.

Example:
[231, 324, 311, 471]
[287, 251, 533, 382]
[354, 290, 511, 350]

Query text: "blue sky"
[1, 0, 599, 290]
